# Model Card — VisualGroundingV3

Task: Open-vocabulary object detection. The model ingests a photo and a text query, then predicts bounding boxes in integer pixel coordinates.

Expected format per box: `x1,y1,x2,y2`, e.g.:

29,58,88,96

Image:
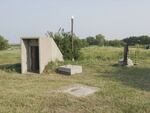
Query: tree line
83,35,150,47
85,34,125,47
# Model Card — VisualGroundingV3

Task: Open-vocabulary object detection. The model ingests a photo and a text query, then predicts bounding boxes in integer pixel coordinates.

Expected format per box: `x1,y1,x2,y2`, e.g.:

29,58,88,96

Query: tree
86,34,106,46
123,35,150,45
47,31,82,60
0,35,9,50
105,40,125,47
86,36,96,45
95,34,105,46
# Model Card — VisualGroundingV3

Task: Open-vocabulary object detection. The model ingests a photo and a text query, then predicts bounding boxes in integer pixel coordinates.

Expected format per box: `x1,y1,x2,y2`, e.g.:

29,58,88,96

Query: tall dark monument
123,43,129,65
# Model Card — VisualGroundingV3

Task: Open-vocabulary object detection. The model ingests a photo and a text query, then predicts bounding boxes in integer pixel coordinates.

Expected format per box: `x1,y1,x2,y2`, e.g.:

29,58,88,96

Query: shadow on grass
0,63,21,73
100,66,150,91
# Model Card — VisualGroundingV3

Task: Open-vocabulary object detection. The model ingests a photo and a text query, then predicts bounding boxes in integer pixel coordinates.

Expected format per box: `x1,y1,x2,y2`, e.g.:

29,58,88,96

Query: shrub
0,35,9,50
47,31,82,60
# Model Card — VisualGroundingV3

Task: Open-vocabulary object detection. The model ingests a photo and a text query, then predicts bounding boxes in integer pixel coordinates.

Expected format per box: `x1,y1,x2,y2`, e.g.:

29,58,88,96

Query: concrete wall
39,37,63,73
21,39,28,73
50,38,64,61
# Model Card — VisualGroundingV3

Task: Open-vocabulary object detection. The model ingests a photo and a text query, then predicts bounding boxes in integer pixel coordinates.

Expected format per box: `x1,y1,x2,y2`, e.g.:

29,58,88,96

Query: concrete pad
56,84,98,97
58,65,82,75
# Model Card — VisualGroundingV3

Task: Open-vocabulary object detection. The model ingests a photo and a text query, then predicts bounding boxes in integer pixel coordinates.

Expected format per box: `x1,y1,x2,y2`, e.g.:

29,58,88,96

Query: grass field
0,46,150,113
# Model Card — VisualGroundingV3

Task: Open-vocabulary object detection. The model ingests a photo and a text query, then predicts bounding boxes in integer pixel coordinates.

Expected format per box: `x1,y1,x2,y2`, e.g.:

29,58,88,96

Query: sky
0,0,150,43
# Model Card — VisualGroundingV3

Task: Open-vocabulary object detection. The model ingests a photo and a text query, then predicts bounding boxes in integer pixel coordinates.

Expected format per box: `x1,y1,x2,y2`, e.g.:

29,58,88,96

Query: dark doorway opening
30,46,39,73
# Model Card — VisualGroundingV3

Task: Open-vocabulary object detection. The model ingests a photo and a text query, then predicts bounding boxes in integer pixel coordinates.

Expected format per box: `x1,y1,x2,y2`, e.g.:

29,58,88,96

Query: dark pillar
123,43,128,65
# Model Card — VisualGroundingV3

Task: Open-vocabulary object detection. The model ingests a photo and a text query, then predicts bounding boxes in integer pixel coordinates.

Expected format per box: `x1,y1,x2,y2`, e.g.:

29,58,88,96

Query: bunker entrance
22,39,40,73
21,37,64,74
30,46,39,73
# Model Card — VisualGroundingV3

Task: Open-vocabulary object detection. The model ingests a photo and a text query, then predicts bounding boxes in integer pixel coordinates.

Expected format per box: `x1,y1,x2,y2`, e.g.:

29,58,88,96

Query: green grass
0,46,20,64
0,46,150,113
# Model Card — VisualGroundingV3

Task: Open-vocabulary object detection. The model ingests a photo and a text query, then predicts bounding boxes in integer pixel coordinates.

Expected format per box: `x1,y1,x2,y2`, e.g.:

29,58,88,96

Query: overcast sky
0,0,150,43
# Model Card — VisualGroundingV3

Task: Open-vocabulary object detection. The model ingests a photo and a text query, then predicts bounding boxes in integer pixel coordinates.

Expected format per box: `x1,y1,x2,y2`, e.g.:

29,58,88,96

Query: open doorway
22,39,40,73
30,46,39,73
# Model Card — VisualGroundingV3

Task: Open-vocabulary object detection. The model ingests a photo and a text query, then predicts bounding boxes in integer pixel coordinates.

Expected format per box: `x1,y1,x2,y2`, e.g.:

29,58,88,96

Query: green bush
0,35,9,50
47,32,82,60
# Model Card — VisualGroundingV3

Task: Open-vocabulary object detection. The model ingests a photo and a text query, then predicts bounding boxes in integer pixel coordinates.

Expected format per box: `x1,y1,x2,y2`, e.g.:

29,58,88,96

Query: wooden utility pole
71,16,74,61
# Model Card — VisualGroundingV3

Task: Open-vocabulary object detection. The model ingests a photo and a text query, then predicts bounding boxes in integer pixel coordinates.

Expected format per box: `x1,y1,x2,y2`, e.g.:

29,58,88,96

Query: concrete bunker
21,37,63,74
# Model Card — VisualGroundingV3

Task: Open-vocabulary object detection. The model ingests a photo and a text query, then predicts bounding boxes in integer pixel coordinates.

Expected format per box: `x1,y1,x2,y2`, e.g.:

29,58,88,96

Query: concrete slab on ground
58,65,82,75
56,84,98,97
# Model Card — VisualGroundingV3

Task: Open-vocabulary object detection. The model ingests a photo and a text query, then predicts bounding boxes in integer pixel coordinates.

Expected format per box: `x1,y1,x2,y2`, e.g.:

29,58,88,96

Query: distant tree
0,35,9,50
105,40,125,47
86,36,96,45
95,34,105,46
123,35,150,45
86,34,106,46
